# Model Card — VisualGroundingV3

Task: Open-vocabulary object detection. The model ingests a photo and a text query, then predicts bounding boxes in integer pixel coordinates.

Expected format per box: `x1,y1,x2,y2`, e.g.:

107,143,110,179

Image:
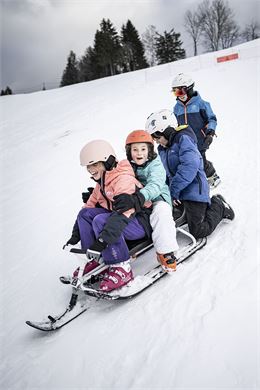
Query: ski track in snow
0,39,259,389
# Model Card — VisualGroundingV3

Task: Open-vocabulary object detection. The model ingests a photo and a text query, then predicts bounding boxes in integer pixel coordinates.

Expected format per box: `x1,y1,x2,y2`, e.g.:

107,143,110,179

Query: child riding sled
65,139,153,292
113,130,179,272
145,109,235,239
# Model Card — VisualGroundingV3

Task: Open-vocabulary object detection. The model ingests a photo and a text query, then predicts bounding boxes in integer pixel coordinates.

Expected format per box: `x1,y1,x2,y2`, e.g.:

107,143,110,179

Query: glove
66,235,80,246
86,237,107,261
82,187,94,203
63,220,80,249
203,130,215,149
113,192,145,214
172,198,182,207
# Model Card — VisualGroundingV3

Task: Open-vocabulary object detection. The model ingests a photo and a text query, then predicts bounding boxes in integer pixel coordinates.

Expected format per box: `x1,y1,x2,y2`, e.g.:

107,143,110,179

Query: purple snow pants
77,208,146,264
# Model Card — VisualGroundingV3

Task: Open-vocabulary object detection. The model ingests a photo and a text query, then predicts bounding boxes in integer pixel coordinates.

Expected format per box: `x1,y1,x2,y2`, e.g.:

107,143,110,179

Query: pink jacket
86,159,151,217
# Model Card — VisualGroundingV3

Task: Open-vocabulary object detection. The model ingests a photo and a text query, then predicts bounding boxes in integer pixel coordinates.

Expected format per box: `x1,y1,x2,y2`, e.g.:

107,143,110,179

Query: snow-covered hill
1,39,259,389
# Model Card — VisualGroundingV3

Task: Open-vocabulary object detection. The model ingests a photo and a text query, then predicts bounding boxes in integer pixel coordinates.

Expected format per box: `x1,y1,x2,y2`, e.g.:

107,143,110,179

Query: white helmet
171,73,194,89
80,139,117,166
145,109,178,135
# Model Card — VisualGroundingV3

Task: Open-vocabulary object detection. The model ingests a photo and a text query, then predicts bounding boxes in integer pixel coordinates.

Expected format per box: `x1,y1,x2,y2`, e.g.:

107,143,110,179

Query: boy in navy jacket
172,73,220,188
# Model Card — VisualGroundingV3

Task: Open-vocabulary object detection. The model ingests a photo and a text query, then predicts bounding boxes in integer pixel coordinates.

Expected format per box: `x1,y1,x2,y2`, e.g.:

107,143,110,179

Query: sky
0,39,259,389
1,0,260,93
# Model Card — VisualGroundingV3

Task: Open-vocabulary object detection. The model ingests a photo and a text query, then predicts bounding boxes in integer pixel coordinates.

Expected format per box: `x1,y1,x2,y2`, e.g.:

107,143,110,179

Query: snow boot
157,252,177,273
73,259,100,278
99,261,133,292
215,194,235,221
207,172,221,189
60,260,107,285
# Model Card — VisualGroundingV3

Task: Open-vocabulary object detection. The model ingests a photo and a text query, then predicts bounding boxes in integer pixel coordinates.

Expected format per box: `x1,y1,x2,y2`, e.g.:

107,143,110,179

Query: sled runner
26,212,206,331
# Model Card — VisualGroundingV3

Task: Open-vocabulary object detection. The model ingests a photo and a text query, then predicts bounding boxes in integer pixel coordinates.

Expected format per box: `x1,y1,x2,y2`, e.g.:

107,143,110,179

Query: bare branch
184,10,203,55
197,0,240,51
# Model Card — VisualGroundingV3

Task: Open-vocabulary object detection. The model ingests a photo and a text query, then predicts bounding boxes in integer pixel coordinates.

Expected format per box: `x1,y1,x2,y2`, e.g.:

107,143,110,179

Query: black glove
172,198,182,207
82,187,94,203
203,130,215,149
63,220,80,249
86,237,107,261
66,235,80,246
113,192,145,214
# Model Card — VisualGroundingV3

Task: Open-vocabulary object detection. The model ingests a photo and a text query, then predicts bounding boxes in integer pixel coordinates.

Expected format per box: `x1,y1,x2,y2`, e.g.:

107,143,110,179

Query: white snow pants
150,201,179,254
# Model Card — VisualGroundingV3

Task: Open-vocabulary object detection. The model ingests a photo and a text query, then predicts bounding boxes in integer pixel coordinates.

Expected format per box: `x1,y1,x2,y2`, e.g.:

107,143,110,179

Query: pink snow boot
99,262,133,292
73,260,99,278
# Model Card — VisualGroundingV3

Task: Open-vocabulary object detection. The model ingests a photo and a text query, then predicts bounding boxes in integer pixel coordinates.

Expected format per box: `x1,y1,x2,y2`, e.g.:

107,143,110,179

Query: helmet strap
104,155,117,171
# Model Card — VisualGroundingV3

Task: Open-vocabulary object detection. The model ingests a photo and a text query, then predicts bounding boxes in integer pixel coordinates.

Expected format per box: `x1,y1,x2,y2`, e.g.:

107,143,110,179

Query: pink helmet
80,139,117,166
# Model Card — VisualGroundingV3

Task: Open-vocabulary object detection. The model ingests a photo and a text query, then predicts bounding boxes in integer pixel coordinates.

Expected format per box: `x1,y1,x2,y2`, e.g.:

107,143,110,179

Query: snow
1,39,259,389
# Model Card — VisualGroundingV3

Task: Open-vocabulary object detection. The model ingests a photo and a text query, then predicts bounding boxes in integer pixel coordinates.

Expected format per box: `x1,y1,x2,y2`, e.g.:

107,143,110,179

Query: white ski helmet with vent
80,139,117,166
145,109,178,135
171,73,194,89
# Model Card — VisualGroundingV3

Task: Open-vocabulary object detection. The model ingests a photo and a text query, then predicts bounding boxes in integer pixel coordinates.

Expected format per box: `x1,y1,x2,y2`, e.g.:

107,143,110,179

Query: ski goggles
172,86,188,97
151,131,163,139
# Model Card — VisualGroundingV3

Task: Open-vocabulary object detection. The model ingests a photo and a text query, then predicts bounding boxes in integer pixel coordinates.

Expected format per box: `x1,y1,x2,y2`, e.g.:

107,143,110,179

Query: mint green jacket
132,155,172,207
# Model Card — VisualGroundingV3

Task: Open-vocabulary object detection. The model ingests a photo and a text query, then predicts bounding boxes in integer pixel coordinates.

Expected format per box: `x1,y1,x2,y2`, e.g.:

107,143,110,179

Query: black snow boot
215,194,235,221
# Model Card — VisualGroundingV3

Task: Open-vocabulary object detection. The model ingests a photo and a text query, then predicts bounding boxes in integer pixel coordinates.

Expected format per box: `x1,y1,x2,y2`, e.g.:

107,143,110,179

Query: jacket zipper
180,101,188,124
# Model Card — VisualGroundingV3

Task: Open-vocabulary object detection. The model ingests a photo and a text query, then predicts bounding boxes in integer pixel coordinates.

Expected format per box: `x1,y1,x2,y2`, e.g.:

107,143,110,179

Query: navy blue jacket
173,92,217,151
158,126,210,204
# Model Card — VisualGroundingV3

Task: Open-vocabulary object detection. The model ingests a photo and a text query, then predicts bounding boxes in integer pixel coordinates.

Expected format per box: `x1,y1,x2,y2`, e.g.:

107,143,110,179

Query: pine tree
5,86,12,95
78,47,97,82
1,86,12,95
156,29,186,64
93,19,122,78
60,51,79,87
121,20,148,71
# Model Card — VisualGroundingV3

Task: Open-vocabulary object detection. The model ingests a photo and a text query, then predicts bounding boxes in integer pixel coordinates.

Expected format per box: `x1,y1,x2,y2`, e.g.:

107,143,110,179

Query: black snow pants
200,150,216,178
182,197,224,239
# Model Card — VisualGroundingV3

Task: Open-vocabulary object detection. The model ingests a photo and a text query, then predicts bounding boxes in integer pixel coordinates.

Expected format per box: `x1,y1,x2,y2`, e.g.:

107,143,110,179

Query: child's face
153,135,168,148
86,161,105,180
131,143,149,165
179,94,188,102
172,86,188,102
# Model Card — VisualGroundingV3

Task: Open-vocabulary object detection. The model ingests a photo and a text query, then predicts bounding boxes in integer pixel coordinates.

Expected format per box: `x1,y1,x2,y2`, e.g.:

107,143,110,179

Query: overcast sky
1,0,259,93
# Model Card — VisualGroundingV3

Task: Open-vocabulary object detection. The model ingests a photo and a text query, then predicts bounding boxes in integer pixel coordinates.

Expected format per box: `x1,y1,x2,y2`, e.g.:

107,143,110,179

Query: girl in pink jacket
69,139,152,292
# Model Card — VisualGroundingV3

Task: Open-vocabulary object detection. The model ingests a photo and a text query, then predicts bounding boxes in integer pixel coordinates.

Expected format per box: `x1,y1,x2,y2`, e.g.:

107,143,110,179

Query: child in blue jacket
145,110,234,239
171,73,220,188
113,130,179,272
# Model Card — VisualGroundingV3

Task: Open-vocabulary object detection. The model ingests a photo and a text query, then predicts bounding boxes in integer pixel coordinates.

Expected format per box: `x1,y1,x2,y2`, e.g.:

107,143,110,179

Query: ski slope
0,39,259,389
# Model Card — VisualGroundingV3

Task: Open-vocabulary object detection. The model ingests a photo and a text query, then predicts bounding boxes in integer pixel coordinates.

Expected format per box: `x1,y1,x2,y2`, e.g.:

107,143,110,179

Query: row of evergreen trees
60,19,185,87
1,86,12,96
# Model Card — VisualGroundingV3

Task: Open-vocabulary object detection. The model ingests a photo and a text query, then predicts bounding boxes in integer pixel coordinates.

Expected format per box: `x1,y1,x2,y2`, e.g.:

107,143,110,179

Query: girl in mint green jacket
113,130,179,272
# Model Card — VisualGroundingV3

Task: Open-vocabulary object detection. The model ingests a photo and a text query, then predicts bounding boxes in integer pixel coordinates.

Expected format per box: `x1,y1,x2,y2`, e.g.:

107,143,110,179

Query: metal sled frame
26,210,206,331
65,209,197,287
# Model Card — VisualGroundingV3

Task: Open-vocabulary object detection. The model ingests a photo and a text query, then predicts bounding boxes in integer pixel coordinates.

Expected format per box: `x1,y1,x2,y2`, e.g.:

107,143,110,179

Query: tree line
60,19,185,87
1,0,258,94
60,0,259,88
1,86,12,96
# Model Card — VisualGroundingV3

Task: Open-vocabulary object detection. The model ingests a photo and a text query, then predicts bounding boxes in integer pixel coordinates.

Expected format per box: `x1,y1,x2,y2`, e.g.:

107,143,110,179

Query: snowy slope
0,39,259,389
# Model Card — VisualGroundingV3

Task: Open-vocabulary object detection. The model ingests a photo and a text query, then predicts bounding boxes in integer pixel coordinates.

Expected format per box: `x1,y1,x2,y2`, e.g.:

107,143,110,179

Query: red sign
217,53,239,63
